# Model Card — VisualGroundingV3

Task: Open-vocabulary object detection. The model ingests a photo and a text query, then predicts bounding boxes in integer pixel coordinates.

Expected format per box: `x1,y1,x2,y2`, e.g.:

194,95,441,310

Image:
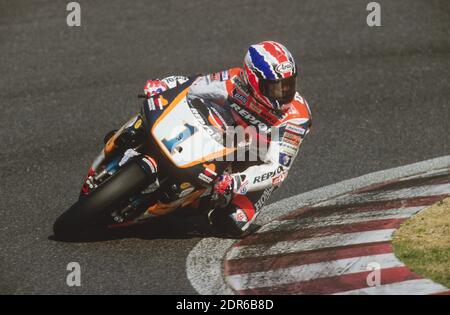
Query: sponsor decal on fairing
147,98,156,111
189,107,223,143
198,172,214,184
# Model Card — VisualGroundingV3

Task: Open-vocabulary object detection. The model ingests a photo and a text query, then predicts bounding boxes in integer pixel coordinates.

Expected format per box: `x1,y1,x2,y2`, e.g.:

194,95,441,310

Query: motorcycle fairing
151,87,236,169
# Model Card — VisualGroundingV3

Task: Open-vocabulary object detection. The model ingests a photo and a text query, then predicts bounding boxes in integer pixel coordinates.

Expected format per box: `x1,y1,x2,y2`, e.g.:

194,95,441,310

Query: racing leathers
144,68,312,236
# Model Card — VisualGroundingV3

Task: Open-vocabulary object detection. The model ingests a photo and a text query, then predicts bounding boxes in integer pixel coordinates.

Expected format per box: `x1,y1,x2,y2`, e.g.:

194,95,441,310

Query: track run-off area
187,156,450,295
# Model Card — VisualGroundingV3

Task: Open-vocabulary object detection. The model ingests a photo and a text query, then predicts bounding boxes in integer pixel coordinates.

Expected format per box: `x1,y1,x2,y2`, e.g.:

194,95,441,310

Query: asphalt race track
0,0,449,294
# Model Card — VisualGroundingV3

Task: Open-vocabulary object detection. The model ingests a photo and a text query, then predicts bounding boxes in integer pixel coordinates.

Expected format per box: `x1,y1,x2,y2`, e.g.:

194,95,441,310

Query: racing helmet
242,41,297,110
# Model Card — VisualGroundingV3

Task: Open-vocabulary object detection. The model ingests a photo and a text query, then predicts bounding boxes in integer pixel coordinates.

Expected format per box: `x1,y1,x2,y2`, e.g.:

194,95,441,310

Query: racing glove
212,173,235,207
144,80,169,97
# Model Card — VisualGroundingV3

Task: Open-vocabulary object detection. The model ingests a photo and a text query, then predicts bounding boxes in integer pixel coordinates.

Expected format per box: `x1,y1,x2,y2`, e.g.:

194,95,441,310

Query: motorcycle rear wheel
53,162,149,240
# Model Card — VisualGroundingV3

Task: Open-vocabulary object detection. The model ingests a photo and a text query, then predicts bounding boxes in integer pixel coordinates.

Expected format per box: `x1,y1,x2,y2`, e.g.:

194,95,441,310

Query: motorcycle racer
144,41,312,236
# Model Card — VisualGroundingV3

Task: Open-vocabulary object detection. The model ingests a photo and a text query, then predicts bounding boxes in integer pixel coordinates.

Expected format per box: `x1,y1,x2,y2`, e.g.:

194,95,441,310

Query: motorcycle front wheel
53,162,149,240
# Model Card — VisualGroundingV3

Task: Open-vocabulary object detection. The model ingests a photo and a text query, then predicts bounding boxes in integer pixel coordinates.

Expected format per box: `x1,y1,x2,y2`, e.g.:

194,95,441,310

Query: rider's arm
187,73,230,105
232,117,312,194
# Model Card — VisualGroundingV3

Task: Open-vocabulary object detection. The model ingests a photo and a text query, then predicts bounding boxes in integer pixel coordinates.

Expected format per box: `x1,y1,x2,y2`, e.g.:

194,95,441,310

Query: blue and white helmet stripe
248,46,277,80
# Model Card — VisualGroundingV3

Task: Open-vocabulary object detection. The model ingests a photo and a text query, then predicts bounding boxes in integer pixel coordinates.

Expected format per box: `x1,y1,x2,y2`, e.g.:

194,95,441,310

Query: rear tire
53,162,149,240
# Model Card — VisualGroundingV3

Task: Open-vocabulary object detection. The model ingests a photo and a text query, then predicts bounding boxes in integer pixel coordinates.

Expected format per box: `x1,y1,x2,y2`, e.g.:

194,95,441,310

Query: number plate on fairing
151,89,234,168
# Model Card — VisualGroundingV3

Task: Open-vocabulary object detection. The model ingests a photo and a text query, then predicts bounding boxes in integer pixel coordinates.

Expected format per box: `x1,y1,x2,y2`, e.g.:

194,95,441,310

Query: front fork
80,115,153,196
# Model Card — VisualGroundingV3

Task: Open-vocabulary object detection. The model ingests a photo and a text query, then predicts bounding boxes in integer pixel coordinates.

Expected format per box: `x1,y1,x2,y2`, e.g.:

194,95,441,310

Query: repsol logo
253,166,284,183
190,107,206,124
230,103,271,133
190,108,222,142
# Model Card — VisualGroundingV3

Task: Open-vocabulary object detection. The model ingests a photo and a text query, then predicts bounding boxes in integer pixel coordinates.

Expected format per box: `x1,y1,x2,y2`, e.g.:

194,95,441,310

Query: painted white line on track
256,206,424,234
334,279,449,295
226,229,396,260
186,238,236,295
186,156,450,294
226,253,402,291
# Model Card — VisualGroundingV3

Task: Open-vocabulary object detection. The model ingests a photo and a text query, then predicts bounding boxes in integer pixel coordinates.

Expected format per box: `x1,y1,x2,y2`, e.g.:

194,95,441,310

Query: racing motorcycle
53,77,239,239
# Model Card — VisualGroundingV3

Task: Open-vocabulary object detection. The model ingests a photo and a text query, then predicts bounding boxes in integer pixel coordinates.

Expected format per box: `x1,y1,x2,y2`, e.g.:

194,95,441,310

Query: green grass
392,198,450,288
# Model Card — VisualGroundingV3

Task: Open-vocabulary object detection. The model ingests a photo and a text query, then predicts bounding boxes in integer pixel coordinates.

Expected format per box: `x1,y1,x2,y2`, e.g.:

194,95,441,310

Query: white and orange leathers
144,68,312,233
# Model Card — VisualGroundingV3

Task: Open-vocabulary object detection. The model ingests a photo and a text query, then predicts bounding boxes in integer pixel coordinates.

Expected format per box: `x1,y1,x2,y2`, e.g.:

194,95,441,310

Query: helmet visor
260,76,296,104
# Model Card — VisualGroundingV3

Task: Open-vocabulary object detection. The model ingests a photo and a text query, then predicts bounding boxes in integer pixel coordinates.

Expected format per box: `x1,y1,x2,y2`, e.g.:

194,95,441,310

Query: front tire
53,162,149,240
